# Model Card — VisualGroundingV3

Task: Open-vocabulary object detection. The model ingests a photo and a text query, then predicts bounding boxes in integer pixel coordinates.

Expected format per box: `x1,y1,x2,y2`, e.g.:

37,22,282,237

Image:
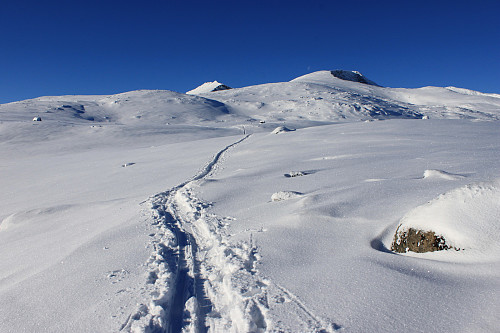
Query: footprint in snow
107,269,130,284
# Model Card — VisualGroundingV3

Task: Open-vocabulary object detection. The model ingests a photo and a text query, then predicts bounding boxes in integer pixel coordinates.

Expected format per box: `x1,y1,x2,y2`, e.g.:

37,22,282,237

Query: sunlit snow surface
1,72,499,332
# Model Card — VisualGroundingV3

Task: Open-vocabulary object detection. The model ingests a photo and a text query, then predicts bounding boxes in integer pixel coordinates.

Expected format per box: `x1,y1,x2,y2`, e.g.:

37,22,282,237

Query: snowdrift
390,180,500,262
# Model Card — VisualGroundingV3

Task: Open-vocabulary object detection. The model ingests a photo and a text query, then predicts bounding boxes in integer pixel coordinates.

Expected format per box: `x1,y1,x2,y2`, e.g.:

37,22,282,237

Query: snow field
196,119,500,332
0,130,242,332
1,70,500,332
122,135,272,332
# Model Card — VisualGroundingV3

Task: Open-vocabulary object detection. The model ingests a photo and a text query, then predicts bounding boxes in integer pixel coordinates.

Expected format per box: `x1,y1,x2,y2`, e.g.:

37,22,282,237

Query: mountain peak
291,70,380,87
330,70,379,86
186,81,232,95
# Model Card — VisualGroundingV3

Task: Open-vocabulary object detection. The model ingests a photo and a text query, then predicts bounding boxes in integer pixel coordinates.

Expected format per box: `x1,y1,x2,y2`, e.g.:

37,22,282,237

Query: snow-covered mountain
197,70,500,123
186,81,232,95
330,69,380,86
1,71,499,333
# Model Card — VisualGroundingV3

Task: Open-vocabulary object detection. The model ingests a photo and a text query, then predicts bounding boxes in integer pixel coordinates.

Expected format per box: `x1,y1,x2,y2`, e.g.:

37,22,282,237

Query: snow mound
284,171,306,178
423,169,465,180
271,126,295,134
330,70,379,86
390,180,500,261
186,81,232,95
271,191,302,202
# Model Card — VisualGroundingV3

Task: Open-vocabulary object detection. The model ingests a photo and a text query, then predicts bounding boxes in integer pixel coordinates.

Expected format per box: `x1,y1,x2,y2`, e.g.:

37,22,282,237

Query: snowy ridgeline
1,70,500,132
1,71,500,332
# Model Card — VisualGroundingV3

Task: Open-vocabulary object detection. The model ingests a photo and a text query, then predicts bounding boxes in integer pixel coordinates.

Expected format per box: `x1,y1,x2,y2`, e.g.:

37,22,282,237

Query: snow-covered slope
197,70,500,123
186,81,232,95
1,71,500,332
0,89,238,125
0,89,250,150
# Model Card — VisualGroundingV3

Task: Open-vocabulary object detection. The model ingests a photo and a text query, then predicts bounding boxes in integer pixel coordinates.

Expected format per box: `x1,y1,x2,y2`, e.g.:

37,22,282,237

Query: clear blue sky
1,0,499,103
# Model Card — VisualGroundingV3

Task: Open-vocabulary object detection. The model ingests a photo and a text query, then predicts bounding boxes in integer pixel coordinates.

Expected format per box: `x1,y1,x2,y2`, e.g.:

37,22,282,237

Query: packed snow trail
120,133,339,333
122,134,266,332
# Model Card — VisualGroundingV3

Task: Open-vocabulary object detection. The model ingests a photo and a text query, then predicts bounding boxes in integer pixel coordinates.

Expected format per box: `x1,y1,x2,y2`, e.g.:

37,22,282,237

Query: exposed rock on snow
390,180,500,259
391,227,456,253
284,171,306,178
186,81,232,95
271,191,302,202
330,70,380,86
32,116,41,121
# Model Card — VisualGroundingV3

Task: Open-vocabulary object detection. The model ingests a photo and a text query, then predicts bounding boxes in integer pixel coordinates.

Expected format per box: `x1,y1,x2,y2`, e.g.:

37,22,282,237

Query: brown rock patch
391,225,458,253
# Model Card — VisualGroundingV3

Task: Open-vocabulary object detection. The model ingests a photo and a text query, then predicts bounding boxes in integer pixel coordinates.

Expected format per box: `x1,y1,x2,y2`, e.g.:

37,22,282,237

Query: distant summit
291,70,380,87
330,70,379,86
186,81,232,95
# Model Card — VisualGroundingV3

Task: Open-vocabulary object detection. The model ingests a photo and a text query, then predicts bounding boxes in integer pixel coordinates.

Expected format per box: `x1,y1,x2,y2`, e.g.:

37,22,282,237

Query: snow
389,180,500,262
186,81,232,95
422,169,465,180
271,126,295,134
271,191,303,201
1,71,500,332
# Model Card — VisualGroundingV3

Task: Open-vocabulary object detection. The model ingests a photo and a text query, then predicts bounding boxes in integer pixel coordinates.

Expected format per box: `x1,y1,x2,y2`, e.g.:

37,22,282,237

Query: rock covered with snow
186,81,232,95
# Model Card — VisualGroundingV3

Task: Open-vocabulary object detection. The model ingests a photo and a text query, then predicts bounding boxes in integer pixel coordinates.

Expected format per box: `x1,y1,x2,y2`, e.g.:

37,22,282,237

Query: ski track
122,134,338,333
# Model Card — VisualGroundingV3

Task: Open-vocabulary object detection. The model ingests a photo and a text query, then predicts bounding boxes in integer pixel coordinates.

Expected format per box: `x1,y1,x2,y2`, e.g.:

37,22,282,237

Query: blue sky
1,0,499,103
